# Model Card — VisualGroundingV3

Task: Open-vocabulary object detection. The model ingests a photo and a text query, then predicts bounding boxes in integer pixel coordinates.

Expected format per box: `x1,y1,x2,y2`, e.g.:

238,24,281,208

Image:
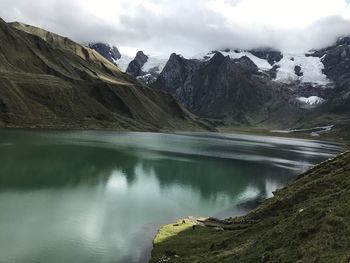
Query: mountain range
87,38,350,139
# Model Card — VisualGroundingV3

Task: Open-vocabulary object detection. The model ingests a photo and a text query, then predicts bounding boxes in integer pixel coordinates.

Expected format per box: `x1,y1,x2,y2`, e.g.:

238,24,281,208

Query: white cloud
1,0,350,57
207,0,349,27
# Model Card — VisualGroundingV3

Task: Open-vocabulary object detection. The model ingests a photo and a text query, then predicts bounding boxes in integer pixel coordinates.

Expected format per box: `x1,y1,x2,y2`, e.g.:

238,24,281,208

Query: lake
0,130,342,263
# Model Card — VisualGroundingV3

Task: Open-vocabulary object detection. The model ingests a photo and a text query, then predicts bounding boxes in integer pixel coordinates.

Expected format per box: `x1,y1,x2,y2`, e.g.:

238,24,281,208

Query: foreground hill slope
0,19,208,131
151,151,350,263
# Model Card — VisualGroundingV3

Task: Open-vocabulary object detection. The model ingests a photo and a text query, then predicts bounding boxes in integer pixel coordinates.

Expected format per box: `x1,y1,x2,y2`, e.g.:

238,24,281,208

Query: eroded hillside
0,19,209,131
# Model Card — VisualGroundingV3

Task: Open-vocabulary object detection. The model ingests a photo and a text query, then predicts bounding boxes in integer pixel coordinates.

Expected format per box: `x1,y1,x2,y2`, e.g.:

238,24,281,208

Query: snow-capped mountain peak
125,51,168,85
193,49,331,86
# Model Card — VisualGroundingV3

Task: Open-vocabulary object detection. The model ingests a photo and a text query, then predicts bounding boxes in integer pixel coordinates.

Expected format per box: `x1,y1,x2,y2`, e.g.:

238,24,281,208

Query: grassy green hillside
151,151,350,263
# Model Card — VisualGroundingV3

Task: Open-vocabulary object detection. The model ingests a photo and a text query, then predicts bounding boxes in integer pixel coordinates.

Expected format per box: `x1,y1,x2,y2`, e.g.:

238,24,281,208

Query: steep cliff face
0,19,209,131
187,52,268,121
125,51,167,85
152,52,300,126
126,51,148,77
310,37,350,85
304,37,350,133
152,53,200,109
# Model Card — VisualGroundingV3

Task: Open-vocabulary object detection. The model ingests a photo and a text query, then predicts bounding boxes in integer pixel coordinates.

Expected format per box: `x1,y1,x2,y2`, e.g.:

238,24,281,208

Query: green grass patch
151,152,350,263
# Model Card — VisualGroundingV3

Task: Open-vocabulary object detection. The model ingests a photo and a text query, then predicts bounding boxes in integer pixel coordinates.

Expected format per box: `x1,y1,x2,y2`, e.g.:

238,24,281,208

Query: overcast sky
1,0,350,57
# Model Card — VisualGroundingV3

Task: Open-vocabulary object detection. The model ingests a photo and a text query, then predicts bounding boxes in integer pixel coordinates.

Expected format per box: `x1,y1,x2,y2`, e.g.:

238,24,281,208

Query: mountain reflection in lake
0,130,342,263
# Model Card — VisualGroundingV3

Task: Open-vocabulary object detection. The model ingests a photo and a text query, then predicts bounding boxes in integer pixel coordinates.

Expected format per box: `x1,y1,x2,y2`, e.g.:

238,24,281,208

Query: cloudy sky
1,0,350,57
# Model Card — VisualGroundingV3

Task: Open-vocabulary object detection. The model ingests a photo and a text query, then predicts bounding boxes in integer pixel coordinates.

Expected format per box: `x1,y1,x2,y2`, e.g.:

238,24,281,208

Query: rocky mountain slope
126,51,167,85
90,46,166,85
147,42,350,135
308,37,350,113
151,151,350,263
126,51,149,77
297,37,350,138
0,19,210,131
151,51,303,127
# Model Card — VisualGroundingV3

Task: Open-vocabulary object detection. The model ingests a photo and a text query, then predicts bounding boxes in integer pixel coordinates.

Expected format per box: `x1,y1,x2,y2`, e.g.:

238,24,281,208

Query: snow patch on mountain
220,50,273,70
275,53,330,85
142,56,168,73
297,96,325,105
117,54,134,71
192,50,272,70
193,50,331,86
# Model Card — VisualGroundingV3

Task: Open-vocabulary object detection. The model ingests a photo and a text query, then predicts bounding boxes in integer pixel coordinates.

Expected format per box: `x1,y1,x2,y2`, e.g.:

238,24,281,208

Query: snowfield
192,50,272,70
142,56,168,73
118,53,167,74
116,54,133,72
193,50,331,86
297,96,325,105
275,53,330,85
220,50,272,71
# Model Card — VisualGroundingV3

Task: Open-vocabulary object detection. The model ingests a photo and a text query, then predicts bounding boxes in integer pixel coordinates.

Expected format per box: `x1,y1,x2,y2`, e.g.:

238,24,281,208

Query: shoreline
0,125,345,142
150,151,350,262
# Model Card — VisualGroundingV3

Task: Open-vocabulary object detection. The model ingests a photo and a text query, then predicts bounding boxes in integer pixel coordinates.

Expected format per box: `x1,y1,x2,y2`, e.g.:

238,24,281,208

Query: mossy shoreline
150,151,350,263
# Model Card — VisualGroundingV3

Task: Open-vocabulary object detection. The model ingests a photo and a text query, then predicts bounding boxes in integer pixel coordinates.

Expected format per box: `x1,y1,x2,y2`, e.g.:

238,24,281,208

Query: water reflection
0,130,342,263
